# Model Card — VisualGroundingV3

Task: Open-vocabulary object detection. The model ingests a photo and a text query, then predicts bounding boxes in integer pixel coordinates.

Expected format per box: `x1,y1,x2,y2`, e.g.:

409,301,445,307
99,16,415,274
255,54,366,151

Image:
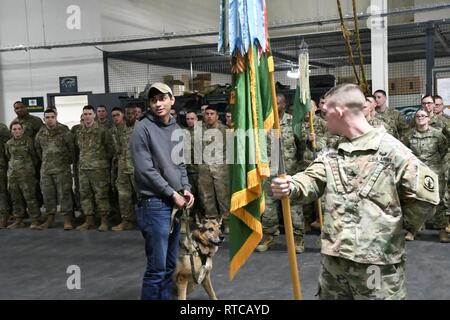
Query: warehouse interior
1,0,450,301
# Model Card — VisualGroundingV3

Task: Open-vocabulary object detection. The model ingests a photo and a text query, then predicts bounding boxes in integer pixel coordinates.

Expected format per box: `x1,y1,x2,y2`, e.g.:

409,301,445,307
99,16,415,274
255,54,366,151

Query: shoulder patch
416,163,440,205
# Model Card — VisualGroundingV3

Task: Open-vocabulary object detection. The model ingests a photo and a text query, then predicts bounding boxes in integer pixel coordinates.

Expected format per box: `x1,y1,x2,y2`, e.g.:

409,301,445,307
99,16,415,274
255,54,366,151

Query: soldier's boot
0,215,9,229
294,235,305,254
37,215,55,230
256,234,277,252
111,220,134,231
310,219,321,230
63,215,74,231
439,229,450,243
7,218,26,229
29,219,41,230
97,216,109,232
405,232,415,241
76,215,97,231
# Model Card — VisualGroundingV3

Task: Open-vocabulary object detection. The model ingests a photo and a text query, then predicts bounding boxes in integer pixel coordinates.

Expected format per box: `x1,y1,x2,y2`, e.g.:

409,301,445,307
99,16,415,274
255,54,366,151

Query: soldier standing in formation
198,105,230,233
374,89,409,140
75,105,114,231
11,101,43,139
272,84,439,299
0,122,11,228
5,122,42,229
256,93,305,253
404,108,449,242
112,105,137,231
96,105,113,129
34,109,75,230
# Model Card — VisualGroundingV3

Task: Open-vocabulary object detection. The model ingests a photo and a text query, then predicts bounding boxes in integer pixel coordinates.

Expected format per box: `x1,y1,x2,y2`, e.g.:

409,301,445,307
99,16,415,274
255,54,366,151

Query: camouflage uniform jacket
374,107,409,140
201,122,228,169
289,127,439,265
429,114,450,142
113,123,135,175
0,123,11,169
75,122,114,170
404,127,448,175
5,135,38,179
35,124,75,175
11,114,43,139
185,125,201,174
98,119,113,130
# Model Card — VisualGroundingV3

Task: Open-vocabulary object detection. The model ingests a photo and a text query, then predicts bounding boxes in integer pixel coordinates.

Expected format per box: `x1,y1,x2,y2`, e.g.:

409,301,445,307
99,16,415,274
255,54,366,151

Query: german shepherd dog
173,218,224,300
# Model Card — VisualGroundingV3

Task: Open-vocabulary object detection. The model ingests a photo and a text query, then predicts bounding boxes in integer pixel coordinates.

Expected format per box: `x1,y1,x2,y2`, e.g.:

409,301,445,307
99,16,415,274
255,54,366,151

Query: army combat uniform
257,113,305,253
111,122,136,230
35,123,75,229
289,127,439,299
0,123,11,228
71,124,82,212
198,122,230,230
75,122,114,231
375,107,409,141
184,124,203,221
5,135,42,229
10,114,43,139
405,127,449,241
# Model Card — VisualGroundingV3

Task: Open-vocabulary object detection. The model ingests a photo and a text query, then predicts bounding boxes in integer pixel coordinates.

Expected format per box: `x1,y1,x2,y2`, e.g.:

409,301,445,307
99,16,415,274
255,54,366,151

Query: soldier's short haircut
365,94,376,100
13,101,24,107
325,83,365,110
186,110,197,116
44,108,57,115
111,107,123,113
96,104,107,110
433,94,443,101
125,103,137,110
374,89,387,97
83,105,95,112
9,120,23,130
205,105,218,113
421,94,435,103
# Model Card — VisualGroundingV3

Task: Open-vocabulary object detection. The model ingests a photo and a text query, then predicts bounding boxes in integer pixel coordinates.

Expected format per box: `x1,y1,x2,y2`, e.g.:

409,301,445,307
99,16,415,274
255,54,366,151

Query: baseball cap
148,82,173,99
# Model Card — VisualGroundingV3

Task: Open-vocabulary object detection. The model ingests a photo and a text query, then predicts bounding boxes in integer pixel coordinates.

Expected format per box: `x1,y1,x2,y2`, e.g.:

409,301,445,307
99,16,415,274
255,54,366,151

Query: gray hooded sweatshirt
131,112,190,200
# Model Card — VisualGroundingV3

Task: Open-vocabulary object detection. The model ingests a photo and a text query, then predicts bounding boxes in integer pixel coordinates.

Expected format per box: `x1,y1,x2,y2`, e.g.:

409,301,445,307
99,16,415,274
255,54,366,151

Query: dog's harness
179,207,209,285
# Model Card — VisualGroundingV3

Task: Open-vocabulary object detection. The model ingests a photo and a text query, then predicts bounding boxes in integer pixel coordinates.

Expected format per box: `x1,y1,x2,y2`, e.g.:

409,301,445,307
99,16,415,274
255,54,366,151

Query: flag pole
269,57,302,301
308,111,324,229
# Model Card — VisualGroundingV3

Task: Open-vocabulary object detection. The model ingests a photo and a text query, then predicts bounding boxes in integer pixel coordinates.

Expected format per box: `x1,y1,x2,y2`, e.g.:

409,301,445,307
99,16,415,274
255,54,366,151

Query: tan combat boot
405,232,415,241
7,218,26,229
63,215,74,230
38,215,55,230
76,215,97,231
256,234,277,252
111,221,134,231
0,215,9,229
294,235,305,254
97,216,109,232
29,219,41,230
439,229,450,243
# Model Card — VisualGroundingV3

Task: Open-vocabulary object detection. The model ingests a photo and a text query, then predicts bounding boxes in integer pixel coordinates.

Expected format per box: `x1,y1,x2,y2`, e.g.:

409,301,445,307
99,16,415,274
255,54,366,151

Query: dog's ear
217,217,223,226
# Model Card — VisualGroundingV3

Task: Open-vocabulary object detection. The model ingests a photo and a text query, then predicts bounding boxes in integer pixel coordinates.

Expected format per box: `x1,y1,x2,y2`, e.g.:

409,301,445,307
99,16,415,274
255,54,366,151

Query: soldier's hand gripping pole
309,111,324,229
271,70,302,300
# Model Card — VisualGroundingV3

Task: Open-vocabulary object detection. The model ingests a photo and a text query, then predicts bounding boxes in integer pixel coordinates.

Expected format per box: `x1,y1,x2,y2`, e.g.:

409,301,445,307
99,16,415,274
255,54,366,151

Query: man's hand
271,176,292,199
183,190,195,209
172,191,187,209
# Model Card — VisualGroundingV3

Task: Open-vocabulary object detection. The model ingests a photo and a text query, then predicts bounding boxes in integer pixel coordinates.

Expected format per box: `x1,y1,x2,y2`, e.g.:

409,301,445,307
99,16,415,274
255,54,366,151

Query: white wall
0,0,104,124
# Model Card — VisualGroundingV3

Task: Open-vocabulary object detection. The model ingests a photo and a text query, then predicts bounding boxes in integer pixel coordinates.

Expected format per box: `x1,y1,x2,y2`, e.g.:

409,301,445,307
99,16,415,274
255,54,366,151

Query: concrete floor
0,218,449,300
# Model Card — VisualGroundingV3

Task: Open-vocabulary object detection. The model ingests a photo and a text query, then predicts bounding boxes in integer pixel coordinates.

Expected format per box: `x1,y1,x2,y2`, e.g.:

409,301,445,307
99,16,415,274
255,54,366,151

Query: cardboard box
193,79,211,91
172,84,185,96
196,73,211,81
389,77,421,95
181,74,192,89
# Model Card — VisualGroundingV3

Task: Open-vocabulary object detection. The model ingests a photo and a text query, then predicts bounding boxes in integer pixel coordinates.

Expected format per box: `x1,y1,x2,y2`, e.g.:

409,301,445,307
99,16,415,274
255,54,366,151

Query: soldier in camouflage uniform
5,122,42,229
374,89,409,141
35,109,75,230
272,84,439,299
75,105,114,231
404,109,449,242
256,94,305,253
0,122,11,228
364,95,386,129
422,95,450,140
11,101,43,139
71,116,83,213
96,105,113,129
183,110,203,228
197,105,230,233
109,107,124,225
111,105,137,231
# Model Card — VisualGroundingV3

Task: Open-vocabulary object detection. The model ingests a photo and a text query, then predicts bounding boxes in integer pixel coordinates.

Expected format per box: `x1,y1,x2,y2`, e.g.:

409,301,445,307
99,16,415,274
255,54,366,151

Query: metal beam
426,22,435,94
435,26,450,55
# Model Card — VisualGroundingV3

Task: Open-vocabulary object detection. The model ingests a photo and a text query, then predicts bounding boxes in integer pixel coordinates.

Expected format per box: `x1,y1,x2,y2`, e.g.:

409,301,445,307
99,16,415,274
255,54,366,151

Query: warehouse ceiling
105,20,450,74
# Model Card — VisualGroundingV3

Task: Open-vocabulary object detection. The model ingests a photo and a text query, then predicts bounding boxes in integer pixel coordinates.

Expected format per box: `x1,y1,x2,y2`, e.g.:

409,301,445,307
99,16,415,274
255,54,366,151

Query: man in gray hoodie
131,82,194,300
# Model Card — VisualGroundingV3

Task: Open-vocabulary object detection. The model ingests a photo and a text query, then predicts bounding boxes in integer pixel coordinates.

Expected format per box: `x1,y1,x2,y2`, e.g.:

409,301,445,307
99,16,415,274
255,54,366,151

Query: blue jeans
136,197,180,300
